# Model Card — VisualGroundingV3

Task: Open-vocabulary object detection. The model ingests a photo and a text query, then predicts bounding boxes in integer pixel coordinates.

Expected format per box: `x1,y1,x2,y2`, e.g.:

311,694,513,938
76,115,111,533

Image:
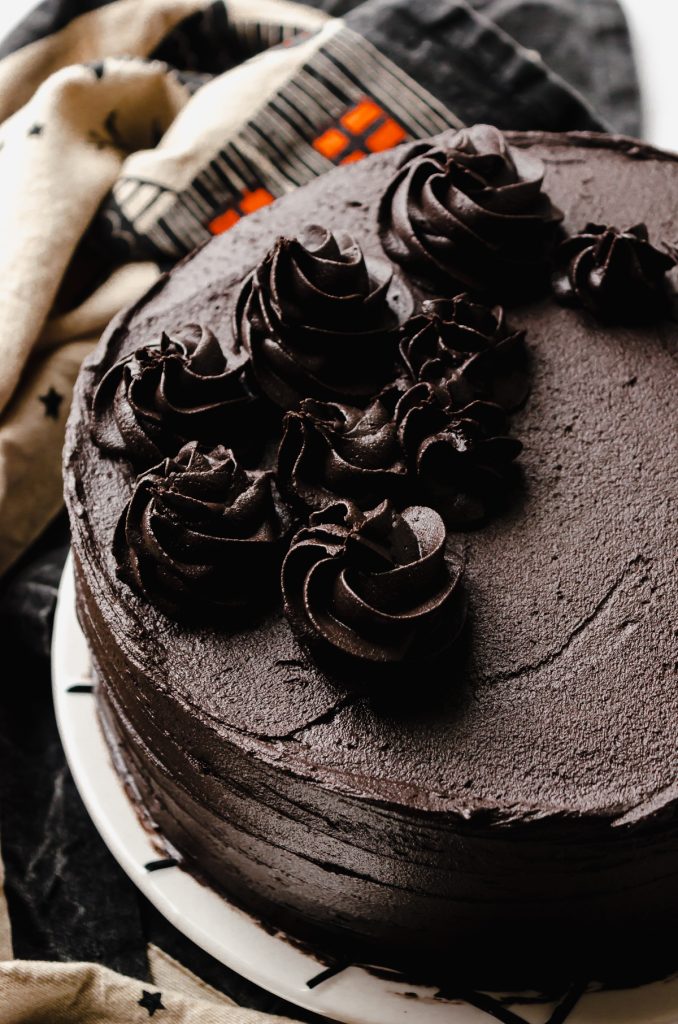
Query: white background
0,0,676,150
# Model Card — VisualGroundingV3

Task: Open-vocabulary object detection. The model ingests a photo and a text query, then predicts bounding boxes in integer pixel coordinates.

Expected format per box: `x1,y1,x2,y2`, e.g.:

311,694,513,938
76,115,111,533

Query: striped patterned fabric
112,24,462,261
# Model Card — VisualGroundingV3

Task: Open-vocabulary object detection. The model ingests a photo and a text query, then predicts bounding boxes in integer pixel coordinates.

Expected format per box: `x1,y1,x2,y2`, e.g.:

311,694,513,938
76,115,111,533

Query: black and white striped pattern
110,23,462,261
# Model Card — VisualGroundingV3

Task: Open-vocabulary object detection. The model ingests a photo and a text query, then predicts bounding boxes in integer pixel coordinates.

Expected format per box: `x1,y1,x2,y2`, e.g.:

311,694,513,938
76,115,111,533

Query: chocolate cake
64,127,678,989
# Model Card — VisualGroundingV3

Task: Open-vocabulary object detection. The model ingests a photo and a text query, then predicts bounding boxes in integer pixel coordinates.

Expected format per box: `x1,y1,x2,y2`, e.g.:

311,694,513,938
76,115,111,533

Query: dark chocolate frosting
399,295,529,410
378,124,563,298
91,323,260,468
65,130,678,991
281,499,465,668
396,383,522,527
235,225,404,410
552,222,676,322
277,392,406,513
114,442,289,621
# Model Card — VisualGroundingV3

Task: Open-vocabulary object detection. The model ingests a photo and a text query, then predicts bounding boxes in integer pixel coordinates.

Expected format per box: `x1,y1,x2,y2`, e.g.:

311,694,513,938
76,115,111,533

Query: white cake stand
52,554,678,1024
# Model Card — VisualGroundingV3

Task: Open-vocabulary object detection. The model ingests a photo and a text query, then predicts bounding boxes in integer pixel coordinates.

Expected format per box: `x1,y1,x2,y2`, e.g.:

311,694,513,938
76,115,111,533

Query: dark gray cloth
470,0,641,135
306,0,640,134
345,0,606,131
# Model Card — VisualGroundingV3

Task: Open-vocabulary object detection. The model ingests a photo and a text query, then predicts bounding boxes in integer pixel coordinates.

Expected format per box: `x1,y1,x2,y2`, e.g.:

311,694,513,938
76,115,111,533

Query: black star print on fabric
87,60,105,79
88,110,126,151
39,387,63,419
138,990,165,1016
28,123,43,136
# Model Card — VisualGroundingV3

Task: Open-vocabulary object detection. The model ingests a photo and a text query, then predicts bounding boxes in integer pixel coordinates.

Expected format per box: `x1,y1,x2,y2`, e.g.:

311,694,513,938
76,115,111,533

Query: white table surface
0,0,676,151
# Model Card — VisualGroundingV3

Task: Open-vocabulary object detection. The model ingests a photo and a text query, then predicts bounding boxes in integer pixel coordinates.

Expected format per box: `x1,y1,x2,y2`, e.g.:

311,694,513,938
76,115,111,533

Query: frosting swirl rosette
277,391,407,513
114,442,290,621
399,296,529,411
396,383,522,527
92,324,260,468
552,222,676,323
281,500,465,669
378,124,562,298
235,225,405,410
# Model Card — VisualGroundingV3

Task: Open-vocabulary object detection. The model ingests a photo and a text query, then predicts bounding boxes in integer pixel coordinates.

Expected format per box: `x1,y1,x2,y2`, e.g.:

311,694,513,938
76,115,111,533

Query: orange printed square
240,188,274,214
209,208,240,234
366,118,407,152
340,151,365,165
341,99,382,134
313,127,349,159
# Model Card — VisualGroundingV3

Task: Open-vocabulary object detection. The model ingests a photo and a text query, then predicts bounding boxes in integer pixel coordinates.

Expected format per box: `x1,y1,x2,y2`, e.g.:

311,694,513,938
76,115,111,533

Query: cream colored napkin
0,958,300,1023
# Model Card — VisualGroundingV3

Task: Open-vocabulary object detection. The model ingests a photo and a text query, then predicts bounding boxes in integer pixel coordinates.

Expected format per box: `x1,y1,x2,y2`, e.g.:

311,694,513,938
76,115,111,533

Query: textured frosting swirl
114,442,289,621
281,499,465,669
552,222,676,323
396,383,522,527
378,124,562,298
277,392,406,513
399,295,529,411
235,225,402,410
92,324,260,468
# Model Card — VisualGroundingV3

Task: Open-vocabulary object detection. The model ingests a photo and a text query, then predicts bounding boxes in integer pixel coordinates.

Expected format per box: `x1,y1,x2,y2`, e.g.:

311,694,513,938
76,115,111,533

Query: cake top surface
66,130,678,825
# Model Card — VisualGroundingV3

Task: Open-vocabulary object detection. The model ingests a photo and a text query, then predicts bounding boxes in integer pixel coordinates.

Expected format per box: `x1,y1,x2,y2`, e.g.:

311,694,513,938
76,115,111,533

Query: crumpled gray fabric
470,0,641,135
304,0,640,134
